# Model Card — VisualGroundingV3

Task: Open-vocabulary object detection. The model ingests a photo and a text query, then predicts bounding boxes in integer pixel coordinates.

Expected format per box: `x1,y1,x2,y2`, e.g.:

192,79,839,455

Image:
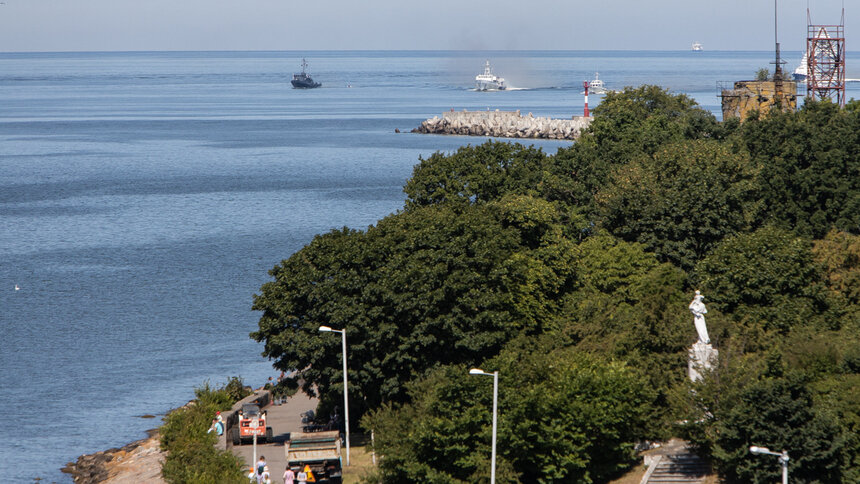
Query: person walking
283,465,296,484
207,411,224,435
255,456,266,484
296,466,308,484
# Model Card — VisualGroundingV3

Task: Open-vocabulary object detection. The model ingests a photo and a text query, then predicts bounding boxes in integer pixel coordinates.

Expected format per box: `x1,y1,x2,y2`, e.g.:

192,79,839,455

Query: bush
160,379,249,484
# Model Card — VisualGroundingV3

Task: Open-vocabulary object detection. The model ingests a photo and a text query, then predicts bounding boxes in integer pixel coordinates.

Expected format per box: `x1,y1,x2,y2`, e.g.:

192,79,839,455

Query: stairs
641,440,710,484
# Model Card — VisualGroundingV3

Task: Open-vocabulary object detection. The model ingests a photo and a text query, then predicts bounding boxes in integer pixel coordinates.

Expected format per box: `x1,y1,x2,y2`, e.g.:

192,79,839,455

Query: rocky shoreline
412,109,592,140
62,429,166,484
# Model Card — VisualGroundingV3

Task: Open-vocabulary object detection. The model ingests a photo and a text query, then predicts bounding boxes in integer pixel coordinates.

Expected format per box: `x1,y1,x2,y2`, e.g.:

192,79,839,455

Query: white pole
490,371,498,484
371,429,376,466
341,329,351,467
252,418,258,479
781,450,789,484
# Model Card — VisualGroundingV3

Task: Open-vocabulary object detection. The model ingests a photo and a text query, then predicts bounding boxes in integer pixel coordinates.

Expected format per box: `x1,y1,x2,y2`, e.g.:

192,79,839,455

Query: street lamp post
319,325,350,466
251,416,259,476
750,445,789,484
469,368,498,484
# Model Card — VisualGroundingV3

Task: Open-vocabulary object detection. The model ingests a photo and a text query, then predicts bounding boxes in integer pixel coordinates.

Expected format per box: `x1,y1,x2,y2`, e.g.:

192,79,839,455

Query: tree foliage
707,376,844,484
547,85,727,214
160,379,249,484
365,350,653,484
404,141,549,209
696,226,831,337
739,100,860,238
252,190,577,419
251,86,860,482
596,140,758,270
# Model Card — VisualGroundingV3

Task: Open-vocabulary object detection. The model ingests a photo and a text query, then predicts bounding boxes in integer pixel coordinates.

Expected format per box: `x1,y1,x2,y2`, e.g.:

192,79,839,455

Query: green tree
364,349,654,484
711,376,845,484
252,196,576,421
404,141,549,209
547,86,727,214
559,234,690,427
696,226,831,338
589,86,720,162
596,140,758,270
739,100,860,238
813,230,860,309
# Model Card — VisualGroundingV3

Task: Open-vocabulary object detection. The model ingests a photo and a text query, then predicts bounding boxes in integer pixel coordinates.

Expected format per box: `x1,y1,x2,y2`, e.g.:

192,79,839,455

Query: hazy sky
0,0,852,52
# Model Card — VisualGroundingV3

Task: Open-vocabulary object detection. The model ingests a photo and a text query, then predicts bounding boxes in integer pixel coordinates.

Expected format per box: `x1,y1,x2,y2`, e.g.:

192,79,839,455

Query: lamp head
469,368,485,375
319,325,333,332
750,445,770,454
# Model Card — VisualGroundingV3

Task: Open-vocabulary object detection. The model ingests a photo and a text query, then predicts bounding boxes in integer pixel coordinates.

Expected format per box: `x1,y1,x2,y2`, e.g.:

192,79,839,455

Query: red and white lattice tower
806,9,846,107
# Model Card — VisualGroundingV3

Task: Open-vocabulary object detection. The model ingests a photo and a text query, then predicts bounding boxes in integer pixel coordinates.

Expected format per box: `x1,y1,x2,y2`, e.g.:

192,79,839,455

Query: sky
0,0,852,52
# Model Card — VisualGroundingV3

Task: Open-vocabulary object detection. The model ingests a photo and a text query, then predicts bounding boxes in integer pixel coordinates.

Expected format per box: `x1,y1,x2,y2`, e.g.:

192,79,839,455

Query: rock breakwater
412,109,592,140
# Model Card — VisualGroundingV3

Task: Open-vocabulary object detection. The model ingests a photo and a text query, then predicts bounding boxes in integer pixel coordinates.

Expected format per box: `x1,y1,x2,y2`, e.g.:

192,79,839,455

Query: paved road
229,392,318,482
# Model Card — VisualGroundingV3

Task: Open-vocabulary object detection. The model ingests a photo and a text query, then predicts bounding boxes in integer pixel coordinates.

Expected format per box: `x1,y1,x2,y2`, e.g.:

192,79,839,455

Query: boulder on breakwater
412,109,592,140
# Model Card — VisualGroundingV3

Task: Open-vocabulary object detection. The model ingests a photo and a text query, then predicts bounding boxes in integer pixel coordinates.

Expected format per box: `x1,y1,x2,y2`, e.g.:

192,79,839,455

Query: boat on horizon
475,60,506,91
692,41,703,51
291,58,321,89
793,52,808,81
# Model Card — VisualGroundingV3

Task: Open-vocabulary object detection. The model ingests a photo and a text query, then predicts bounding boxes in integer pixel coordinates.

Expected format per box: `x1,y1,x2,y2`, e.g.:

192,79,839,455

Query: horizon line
0,48,810,55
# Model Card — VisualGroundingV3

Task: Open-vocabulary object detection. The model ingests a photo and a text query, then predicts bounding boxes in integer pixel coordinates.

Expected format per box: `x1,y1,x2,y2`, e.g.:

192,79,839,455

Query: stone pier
412,109,592,141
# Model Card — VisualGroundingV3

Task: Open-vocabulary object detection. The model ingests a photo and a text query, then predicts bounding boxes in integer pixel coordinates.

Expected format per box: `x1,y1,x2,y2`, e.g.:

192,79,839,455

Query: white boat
475,60,506,91
586,72,608,94
692,42,703,51
793,52,808,81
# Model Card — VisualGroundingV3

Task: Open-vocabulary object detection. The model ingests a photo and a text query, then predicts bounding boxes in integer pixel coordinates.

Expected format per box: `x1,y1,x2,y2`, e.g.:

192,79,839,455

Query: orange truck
231,403,273,445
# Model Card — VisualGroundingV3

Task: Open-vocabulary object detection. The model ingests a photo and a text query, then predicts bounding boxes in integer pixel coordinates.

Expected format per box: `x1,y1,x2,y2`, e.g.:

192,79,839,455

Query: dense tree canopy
252,87,860,482
252,196,577,416
365,349,654,484
712,376,844,484
596,140,758,270
740,100,860,238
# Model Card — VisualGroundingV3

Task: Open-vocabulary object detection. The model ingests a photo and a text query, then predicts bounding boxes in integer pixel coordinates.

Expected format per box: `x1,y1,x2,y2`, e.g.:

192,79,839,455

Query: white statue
689,290,710,344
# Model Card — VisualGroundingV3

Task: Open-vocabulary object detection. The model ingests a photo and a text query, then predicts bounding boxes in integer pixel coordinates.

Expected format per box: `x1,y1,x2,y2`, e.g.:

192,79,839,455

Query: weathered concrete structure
413,109,592,140
720,79,798,121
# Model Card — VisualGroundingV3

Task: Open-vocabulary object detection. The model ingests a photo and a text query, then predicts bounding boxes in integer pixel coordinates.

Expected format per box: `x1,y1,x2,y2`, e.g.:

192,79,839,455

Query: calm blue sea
1,50,859,483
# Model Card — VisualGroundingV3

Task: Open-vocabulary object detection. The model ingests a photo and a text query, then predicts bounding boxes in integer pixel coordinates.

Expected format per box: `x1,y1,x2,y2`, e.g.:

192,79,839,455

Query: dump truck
284,431,343,483
231,403,273,445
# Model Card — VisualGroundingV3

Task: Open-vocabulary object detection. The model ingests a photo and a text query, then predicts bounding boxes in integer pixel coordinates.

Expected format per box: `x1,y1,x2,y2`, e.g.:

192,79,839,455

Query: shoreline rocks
62,429,166,484
412,109,592,140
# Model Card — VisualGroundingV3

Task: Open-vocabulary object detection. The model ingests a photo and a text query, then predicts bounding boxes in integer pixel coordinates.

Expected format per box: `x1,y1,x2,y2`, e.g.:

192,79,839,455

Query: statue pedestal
688,342,718,382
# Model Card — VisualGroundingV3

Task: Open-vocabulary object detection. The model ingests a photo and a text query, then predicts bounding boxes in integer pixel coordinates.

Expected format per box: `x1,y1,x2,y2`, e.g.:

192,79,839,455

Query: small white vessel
793,52,808,81
692,41,703,51
475,60,506,91
15,284,20,291
586,72,608,94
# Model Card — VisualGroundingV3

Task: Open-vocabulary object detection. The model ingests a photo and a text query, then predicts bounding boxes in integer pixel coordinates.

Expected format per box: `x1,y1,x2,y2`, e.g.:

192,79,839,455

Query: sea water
1,50,858,482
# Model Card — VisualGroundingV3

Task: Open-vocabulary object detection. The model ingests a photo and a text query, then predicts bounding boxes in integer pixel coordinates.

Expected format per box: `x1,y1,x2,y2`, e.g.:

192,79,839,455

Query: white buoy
15,284,20,291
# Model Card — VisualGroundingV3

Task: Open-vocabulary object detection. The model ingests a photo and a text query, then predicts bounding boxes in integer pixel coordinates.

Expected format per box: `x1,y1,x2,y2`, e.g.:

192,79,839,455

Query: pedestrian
208,411,224,435
261,465,271,484
255,455,266,484
296,466,308,484
283,465,296,484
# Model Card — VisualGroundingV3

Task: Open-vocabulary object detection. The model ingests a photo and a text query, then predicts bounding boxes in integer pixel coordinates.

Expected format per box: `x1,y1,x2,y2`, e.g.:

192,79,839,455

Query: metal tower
806,9,846,107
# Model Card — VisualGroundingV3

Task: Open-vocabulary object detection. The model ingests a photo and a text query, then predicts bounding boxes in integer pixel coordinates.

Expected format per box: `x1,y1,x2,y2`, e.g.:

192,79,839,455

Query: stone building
720,78,798,121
